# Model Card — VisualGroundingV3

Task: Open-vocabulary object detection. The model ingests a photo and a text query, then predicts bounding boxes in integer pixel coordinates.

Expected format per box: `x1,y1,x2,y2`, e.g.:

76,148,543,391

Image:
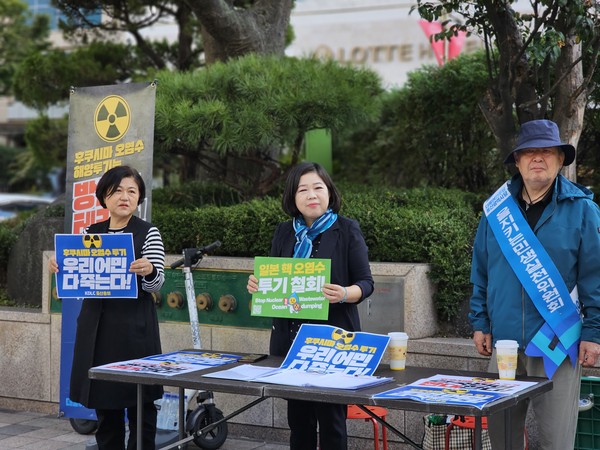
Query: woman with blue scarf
247,162,374,450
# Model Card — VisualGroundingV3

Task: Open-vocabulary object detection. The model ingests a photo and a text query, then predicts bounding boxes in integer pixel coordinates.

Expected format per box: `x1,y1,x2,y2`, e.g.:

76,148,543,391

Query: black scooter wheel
69,418,98,434
191,408,228,449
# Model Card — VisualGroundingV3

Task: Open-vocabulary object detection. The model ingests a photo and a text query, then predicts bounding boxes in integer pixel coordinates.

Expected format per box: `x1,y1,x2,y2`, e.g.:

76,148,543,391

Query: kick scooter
169,241,229,449
75,241,228,449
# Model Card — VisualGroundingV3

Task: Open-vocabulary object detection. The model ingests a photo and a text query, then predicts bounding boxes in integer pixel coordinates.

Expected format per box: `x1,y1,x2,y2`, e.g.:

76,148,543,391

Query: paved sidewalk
0,408,288,449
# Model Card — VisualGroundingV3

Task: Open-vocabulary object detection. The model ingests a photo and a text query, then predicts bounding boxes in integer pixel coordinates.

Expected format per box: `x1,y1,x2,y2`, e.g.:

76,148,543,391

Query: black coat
69,216,163,409
268,215,374,356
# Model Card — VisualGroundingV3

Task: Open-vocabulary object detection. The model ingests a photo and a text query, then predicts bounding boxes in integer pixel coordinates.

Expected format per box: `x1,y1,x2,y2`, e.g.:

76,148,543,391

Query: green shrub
0,220,21,285
0,186,478,322
153,187,479,321
334,52,505,194
341,188,479,320
152,181,243,208
0,288,16,306
43,203,65,217
154,197,285,257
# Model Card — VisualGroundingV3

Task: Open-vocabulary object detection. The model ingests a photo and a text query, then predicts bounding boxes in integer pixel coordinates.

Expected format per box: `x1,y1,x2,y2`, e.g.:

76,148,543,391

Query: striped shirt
84,225,166,293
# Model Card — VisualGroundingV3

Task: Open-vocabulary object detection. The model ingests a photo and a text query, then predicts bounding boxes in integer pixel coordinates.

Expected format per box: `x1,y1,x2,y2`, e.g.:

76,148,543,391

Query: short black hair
281,162,341,217
95,165,146,208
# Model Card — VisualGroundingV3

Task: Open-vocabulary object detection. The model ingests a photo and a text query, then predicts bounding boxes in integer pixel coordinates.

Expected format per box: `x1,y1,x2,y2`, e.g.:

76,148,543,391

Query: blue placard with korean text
55,233,137,298
281,324,390,376
373,375,537,409
142,351,242,366
374,384,504,409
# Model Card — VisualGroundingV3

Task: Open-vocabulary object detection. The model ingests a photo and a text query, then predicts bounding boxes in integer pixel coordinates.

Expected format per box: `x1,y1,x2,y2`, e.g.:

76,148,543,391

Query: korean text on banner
55,233,137,299
251,256,331,320
65,82,156,233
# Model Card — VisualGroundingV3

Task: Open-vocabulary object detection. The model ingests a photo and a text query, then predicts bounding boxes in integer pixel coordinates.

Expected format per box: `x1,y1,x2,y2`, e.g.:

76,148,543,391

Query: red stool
444,416,528,450
445,416,488,450
347,405,389,450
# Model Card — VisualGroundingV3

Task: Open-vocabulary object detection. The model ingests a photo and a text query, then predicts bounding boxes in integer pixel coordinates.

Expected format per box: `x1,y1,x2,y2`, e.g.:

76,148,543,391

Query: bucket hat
504,119,576,166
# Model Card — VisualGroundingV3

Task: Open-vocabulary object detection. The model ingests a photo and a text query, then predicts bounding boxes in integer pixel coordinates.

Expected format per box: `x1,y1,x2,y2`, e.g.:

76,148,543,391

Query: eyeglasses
517,148,558,157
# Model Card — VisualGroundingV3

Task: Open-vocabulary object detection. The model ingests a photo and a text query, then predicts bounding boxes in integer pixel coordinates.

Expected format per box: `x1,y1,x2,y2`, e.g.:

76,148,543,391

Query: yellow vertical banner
64,81,157,233
60,81,156,421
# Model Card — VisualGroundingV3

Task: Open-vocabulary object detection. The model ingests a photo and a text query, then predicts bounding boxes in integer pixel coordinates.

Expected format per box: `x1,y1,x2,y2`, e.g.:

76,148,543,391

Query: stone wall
0,254,598,449
0,253,437,447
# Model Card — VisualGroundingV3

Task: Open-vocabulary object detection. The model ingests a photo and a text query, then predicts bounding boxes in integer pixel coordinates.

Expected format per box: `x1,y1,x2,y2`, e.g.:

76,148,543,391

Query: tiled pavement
0,408,289,449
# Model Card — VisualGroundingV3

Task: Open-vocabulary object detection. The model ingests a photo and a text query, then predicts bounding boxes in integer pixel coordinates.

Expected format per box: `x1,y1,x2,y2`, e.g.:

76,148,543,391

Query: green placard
251,256,331,320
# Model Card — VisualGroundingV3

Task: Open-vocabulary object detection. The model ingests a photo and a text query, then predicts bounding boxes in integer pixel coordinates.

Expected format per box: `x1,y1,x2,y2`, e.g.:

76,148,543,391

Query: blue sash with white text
484,182,581,379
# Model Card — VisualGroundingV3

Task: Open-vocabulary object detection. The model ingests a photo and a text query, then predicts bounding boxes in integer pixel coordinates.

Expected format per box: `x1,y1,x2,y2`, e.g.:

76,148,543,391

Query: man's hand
473,331,493,356
579,341,600,367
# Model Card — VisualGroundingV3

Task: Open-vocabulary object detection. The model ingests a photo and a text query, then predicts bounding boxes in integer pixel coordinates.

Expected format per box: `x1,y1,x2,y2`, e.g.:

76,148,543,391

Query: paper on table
255,368,392,389
202,364,281,381
373,374,539,409
204,365,392,390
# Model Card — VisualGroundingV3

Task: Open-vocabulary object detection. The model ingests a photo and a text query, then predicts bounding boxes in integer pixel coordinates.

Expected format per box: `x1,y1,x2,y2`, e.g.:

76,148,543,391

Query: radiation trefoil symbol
332,328,355,345
94,95,131,142
83,234,102,249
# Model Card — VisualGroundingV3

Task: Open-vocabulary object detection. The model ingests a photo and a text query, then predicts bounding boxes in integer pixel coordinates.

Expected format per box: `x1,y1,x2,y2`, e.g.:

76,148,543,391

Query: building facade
1,1,485,145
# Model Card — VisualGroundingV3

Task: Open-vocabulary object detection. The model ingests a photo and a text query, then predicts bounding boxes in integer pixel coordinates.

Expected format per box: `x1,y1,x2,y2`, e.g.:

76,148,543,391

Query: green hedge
152,187,480,321
0,186,480,321
154,197,285,257
0,220,22,285
151,181,243,208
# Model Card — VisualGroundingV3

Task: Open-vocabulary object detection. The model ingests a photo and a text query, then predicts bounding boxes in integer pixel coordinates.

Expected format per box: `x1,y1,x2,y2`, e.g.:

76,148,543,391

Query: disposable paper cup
495,340,519,380
388,332,409,370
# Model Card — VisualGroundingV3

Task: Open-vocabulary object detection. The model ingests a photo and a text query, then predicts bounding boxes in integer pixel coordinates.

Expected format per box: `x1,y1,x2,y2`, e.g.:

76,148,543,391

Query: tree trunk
552,35,586,182
175,2,196,71
478,1,539,160
188,0,293,64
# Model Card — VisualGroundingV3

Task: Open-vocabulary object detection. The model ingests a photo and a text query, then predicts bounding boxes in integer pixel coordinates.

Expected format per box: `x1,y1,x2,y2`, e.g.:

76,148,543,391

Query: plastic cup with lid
495,340,519,380
388,332,409,370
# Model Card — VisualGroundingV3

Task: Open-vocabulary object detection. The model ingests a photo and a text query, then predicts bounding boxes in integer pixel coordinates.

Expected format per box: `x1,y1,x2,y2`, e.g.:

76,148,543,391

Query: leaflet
202,364,281,381
203,324,392,390
203,366,392,390
373,374,537,409
92,351,242,377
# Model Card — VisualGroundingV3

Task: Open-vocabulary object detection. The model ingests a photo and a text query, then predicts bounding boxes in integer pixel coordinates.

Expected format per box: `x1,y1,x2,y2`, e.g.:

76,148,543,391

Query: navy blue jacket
268,215,374,356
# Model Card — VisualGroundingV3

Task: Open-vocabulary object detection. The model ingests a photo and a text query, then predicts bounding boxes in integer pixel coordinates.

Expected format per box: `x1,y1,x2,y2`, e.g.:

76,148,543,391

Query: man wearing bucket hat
469,119,600,449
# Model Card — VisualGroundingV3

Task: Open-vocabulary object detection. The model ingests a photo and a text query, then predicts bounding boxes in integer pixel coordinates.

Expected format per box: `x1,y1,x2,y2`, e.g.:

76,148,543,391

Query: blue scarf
293,209,338,258
484,181,581,379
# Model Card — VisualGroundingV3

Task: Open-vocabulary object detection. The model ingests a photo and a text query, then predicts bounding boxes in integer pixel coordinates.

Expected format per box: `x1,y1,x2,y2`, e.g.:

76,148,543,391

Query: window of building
25,0,101,30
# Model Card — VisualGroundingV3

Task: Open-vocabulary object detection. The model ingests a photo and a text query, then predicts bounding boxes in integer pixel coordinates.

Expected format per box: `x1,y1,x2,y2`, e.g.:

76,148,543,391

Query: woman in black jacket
247,162,374,450
50,166,165,450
